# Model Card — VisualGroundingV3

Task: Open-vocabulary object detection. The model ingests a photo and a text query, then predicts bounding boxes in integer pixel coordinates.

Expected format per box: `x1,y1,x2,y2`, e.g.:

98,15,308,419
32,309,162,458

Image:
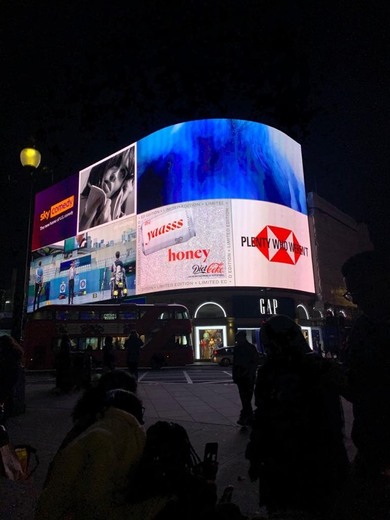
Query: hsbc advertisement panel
27,119,315,313
231,200,315,293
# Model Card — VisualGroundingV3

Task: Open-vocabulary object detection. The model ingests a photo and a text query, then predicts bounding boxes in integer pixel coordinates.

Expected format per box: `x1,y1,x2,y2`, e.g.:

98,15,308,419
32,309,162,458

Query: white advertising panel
231,199,315,293
136,200,234,294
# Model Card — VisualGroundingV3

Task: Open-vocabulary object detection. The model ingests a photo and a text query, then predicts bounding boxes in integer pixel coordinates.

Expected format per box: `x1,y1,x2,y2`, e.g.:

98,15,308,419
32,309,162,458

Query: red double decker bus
23,303,193,369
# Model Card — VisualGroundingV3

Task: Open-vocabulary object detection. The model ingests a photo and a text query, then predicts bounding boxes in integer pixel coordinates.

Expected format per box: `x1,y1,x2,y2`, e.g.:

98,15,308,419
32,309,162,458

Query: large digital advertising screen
27,119,315,313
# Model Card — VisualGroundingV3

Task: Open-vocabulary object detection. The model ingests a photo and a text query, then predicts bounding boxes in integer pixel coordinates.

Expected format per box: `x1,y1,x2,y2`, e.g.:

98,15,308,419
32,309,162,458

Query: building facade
8,119,372,358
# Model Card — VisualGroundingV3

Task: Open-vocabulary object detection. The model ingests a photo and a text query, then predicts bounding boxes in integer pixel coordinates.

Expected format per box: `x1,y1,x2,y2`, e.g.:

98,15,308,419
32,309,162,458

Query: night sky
1,1,389,288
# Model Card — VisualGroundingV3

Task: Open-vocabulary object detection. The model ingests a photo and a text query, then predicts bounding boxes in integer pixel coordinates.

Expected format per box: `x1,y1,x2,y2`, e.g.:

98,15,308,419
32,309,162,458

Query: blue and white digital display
137,119,307,215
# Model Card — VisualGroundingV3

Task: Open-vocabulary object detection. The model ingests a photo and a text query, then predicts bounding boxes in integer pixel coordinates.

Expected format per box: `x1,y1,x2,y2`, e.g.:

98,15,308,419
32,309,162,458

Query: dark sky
1,1,389,287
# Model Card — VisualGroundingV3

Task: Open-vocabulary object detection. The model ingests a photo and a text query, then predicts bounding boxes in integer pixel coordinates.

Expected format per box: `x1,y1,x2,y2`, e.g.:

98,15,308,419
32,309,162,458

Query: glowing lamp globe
20,148,41,169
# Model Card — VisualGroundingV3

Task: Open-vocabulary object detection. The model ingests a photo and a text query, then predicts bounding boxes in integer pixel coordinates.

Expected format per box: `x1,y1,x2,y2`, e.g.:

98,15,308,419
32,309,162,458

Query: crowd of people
1,249,389,519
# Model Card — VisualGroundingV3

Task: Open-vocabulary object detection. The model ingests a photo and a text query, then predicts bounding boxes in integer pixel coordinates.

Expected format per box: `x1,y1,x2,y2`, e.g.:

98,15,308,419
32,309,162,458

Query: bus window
119,310,137,320
175,309,189,319
79,311,99,320
56,309,79,321
34,308,54,320
175,335,189,346
79,337,100,351
101,312,117,320
113,337,126,350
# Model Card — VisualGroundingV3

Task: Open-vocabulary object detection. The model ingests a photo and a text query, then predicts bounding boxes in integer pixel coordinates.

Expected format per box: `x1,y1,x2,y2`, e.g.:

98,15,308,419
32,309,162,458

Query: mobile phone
203,442,218,463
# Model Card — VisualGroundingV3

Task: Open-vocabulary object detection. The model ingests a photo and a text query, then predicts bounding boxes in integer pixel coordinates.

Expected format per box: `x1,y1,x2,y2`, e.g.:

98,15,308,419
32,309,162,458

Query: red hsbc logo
241,225,309,265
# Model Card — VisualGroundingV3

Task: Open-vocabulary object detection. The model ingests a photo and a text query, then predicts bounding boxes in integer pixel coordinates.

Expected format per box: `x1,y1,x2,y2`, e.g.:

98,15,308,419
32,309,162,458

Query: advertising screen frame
27,119,315,313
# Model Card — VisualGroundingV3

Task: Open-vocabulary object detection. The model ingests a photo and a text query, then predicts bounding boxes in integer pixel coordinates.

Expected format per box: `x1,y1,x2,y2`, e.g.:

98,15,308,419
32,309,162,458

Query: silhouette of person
124,330,144,381
232,331,258,426
0,335,24,423
35,389,146,520
246,315,349,518
33,261,43,311
340,250,390,519
55,335,72,393
102,336,115,371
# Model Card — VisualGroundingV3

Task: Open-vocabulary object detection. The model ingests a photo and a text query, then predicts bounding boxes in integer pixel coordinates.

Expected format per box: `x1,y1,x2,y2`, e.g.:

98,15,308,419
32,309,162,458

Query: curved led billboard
27,119,314,312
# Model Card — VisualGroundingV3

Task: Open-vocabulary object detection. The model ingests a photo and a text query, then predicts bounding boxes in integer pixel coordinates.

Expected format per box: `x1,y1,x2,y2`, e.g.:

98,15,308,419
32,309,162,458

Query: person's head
104,336,113,347
87,148,134,199
97,369,137,394
60,335,71,348
104,389,144,425
129,329,138,337
341,250,390,320
115,251,120,259
72,369,137,422
235,330,247,344
260,315,310,362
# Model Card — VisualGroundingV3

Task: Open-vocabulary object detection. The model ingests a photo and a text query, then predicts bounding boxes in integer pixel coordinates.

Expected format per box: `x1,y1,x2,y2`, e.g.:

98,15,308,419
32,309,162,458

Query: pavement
0,370,356,520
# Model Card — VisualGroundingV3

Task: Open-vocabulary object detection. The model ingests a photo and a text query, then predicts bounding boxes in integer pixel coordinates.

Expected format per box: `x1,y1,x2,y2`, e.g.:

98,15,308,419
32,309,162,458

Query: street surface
26,364,234,385
2,366,355,520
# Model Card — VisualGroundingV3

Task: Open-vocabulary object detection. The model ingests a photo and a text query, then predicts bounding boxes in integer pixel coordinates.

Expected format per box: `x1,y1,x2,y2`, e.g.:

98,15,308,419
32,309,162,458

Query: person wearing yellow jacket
34,390,166,520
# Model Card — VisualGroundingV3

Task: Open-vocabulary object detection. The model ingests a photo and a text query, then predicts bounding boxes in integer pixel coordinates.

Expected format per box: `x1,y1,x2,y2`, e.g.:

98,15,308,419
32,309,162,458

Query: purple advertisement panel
32,174,79,251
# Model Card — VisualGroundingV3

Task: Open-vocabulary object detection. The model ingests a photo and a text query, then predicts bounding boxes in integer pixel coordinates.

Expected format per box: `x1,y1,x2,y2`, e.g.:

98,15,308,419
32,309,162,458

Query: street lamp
12,147,41,341
20,148,41,170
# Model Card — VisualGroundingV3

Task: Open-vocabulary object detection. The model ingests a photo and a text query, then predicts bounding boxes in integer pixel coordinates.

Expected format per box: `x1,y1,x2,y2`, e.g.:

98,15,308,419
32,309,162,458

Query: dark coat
125,335,144,364
246,353,349,513
344,314,390,470
232,340,258,383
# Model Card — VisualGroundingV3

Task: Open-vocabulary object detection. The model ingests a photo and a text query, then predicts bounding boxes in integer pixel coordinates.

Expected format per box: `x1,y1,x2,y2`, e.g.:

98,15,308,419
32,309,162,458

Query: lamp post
12,147,41,342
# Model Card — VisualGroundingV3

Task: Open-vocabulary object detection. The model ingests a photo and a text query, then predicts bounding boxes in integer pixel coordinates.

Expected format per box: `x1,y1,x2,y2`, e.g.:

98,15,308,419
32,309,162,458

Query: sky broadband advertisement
27,119,314,312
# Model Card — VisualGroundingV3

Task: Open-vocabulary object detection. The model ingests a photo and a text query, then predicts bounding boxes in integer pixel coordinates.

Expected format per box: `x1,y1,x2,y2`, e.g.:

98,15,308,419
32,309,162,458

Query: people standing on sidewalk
246,315,349,519
0,335,24,424
340,250,390,519
102,336,115,371
125,330,144,381
55,335,72,393
232,331,258,426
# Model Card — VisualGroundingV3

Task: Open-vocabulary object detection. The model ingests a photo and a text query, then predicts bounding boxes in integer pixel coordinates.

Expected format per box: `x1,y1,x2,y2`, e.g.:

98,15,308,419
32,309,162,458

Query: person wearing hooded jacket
246,315,349,519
